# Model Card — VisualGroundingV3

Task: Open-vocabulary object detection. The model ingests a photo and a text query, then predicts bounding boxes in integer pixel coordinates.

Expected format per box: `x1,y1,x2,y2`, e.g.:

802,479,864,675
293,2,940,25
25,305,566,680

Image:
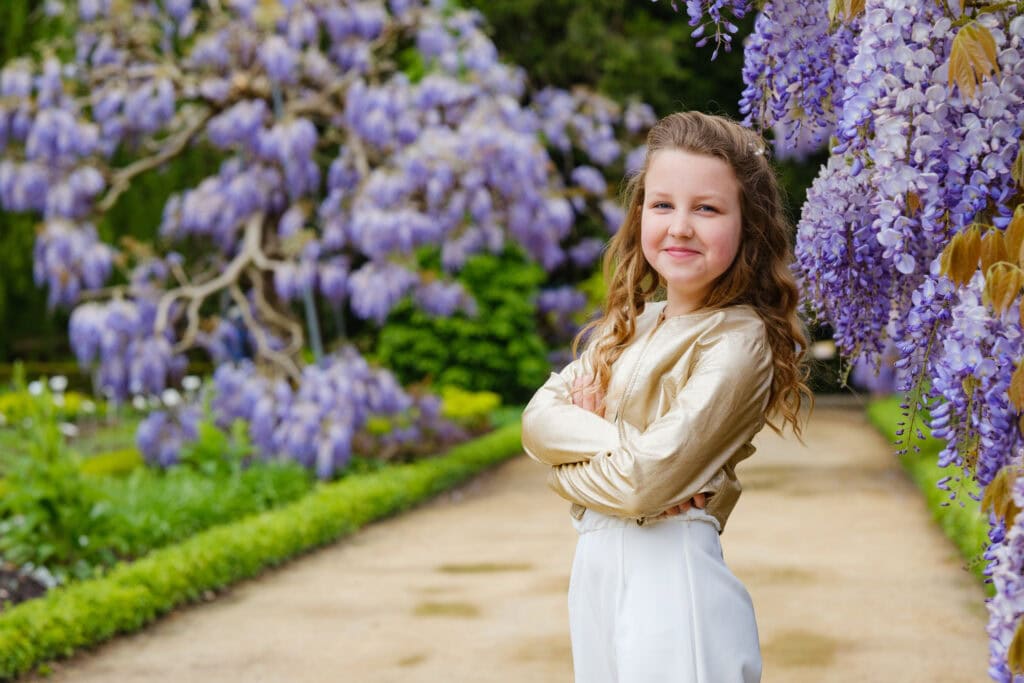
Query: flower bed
0,419,524,681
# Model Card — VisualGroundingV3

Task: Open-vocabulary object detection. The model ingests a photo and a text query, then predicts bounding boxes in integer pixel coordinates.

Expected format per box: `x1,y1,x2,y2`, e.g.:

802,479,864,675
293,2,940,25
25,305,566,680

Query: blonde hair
571,111,813,442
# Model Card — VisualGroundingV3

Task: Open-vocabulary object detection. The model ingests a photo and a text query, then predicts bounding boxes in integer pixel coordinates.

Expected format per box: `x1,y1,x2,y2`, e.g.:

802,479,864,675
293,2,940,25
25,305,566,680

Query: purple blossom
2,0,656,504
413,279,478,317
259,36,297,84
348,261,419,324
136,407,201,467
571,165,607,196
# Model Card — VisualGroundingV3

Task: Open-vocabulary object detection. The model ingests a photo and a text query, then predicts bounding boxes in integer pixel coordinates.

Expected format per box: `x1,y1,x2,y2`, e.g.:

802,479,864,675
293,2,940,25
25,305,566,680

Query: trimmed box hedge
0,420,524,681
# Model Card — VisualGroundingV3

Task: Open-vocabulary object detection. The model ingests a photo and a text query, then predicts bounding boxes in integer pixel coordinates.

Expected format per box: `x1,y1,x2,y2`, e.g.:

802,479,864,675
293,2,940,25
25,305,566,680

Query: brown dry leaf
1011,621,1024,675
937,229,970,282
984,262,1024,316
1011,363,1024,412
980,228,1009,272
1013,141,1024,189
949,23,1001,98
982,464,1024,525
828,0,865,23
982,463,1012,517
952,226,982,285
1010,143,1024,191
1009,205,1024,267
906,191,921,215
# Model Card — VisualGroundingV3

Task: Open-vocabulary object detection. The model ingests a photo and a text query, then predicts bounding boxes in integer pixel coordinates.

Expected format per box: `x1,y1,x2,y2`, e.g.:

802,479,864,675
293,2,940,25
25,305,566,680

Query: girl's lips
665,248,699,256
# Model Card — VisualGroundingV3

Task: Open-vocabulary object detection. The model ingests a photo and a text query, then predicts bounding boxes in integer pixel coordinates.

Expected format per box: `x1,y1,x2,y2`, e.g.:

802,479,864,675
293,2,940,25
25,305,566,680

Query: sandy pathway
29,400,990,682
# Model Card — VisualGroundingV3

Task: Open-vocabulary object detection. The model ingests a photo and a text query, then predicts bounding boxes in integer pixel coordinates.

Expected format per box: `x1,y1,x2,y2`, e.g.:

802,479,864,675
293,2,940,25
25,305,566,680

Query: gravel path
29,401,990,682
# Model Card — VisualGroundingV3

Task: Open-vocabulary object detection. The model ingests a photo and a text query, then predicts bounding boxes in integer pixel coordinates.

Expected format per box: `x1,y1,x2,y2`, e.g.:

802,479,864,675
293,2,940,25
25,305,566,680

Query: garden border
0,421,524,681
864,396,991,594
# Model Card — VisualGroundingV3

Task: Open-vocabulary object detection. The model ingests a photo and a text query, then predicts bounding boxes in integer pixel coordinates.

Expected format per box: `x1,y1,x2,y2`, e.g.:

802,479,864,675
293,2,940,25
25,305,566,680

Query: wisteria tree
0,0,656,477
674,0,1024,678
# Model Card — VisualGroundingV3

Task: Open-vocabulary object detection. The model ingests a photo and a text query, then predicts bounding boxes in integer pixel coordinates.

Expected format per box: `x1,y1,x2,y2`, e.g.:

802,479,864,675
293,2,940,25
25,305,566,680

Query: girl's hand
571,374,605,418
660,492,707,518
570,373,704,518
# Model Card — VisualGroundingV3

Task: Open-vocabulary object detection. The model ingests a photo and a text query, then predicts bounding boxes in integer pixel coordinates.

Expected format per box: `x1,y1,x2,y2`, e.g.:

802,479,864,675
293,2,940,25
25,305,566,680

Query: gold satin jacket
520,300,774,535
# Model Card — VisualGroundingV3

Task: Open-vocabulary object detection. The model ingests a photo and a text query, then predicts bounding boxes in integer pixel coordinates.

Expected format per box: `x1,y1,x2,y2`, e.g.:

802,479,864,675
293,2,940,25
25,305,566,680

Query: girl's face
640,148,743,316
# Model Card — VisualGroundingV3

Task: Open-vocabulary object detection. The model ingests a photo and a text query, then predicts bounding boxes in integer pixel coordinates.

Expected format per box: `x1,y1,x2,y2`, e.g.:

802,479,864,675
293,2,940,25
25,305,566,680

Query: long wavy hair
571,111,813,442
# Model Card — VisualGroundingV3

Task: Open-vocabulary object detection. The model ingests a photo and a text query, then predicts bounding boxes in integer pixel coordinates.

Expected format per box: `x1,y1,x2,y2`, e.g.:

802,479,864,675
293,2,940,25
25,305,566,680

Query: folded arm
546,332,773,519
520,352,620,466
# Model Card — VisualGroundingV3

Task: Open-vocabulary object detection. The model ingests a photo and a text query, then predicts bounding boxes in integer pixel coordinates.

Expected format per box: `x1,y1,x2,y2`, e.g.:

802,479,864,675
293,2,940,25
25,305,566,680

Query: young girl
521,111,813,682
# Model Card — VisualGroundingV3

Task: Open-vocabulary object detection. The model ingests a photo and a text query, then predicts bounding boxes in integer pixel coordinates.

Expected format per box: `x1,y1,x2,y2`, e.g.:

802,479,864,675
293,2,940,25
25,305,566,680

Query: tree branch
97,106,213,213
247,265,304,356
155,211,263,344
229,282,302,383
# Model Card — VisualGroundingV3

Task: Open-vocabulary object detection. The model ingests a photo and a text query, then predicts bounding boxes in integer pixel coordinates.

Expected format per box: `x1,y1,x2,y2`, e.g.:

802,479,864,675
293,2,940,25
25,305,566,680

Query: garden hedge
0,420,524,681
864,396,991,594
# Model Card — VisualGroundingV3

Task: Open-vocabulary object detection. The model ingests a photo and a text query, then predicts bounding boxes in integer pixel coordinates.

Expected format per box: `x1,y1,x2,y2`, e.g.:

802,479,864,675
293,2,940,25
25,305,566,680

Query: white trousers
567,507,761,682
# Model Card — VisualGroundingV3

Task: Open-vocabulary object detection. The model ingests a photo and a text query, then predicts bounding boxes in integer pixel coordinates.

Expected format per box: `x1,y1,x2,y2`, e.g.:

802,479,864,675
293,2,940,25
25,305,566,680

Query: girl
521,111,813,682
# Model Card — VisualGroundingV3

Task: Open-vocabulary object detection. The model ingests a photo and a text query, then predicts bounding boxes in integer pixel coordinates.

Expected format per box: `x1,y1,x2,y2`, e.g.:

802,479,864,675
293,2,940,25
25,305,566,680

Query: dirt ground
29,399,991,682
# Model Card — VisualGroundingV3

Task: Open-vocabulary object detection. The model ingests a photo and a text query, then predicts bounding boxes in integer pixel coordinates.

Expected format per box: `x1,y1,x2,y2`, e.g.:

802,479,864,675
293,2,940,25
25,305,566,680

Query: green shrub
0,369,117,583
177,417,254,477
98,458,314,562
0,394,314,581
439,385,501,430
0,388,104,423
865,394,991,595
0,422,524,680
79,449,144,477
372,245,551,404
77,415,314,565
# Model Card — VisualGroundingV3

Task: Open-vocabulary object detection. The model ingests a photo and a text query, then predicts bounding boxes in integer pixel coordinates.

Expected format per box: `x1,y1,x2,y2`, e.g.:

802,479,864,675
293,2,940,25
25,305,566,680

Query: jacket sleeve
546,331,773,519
520,344,621,467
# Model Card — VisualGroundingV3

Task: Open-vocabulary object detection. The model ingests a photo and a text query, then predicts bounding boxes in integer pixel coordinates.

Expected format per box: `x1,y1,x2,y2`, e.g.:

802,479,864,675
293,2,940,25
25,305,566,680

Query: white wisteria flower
161,388,182,408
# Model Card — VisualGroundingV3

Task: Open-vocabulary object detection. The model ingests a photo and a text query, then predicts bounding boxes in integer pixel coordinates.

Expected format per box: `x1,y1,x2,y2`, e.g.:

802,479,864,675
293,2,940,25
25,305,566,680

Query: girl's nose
668,215,694,237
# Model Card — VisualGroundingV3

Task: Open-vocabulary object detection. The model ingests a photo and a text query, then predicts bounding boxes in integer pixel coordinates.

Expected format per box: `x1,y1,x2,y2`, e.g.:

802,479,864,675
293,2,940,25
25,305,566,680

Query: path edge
0,422,524,682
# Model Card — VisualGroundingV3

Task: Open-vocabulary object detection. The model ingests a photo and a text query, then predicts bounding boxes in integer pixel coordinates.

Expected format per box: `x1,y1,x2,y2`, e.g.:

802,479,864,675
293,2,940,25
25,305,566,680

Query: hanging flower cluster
670,0,1024,678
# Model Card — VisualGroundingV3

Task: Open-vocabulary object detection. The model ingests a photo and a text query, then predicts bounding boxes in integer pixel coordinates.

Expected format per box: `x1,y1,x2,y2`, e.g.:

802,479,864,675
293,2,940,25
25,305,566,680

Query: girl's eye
653,201,672,209
696,205,719,213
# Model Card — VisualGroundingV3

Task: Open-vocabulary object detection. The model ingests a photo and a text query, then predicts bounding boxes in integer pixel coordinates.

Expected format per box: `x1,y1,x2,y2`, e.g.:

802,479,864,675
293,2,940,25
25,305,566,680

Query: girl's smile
664,247,700,257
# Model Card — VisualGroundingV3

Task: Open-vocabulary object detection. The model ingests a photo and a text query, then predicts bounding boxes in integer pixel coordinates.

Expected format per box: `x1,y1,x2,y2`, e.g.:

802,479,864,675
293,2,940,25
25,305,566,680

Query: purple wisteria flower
1,0,659,505
718,1,1024,677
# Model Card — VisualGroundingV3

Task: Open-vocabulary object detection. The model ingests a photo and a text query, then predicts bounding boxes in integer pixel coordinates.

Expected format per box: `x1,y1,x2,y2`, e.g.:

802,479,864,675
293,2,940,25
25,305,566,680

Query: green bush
79,449,145,477
0,421,524,681
69,413,314,568
97,458,314,563
864,394,991,595
372,245,551,404
364,385,501,440
0,391,315,581
0,371,117,583
0,388,104,424
439,385,502,430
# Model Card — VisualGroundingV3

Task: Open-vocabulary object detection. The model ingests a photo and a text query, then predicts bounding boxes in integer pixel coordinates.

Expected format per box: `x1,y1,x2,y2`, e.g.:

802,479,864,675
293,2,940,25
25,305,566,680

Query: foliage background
0,0,830,387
